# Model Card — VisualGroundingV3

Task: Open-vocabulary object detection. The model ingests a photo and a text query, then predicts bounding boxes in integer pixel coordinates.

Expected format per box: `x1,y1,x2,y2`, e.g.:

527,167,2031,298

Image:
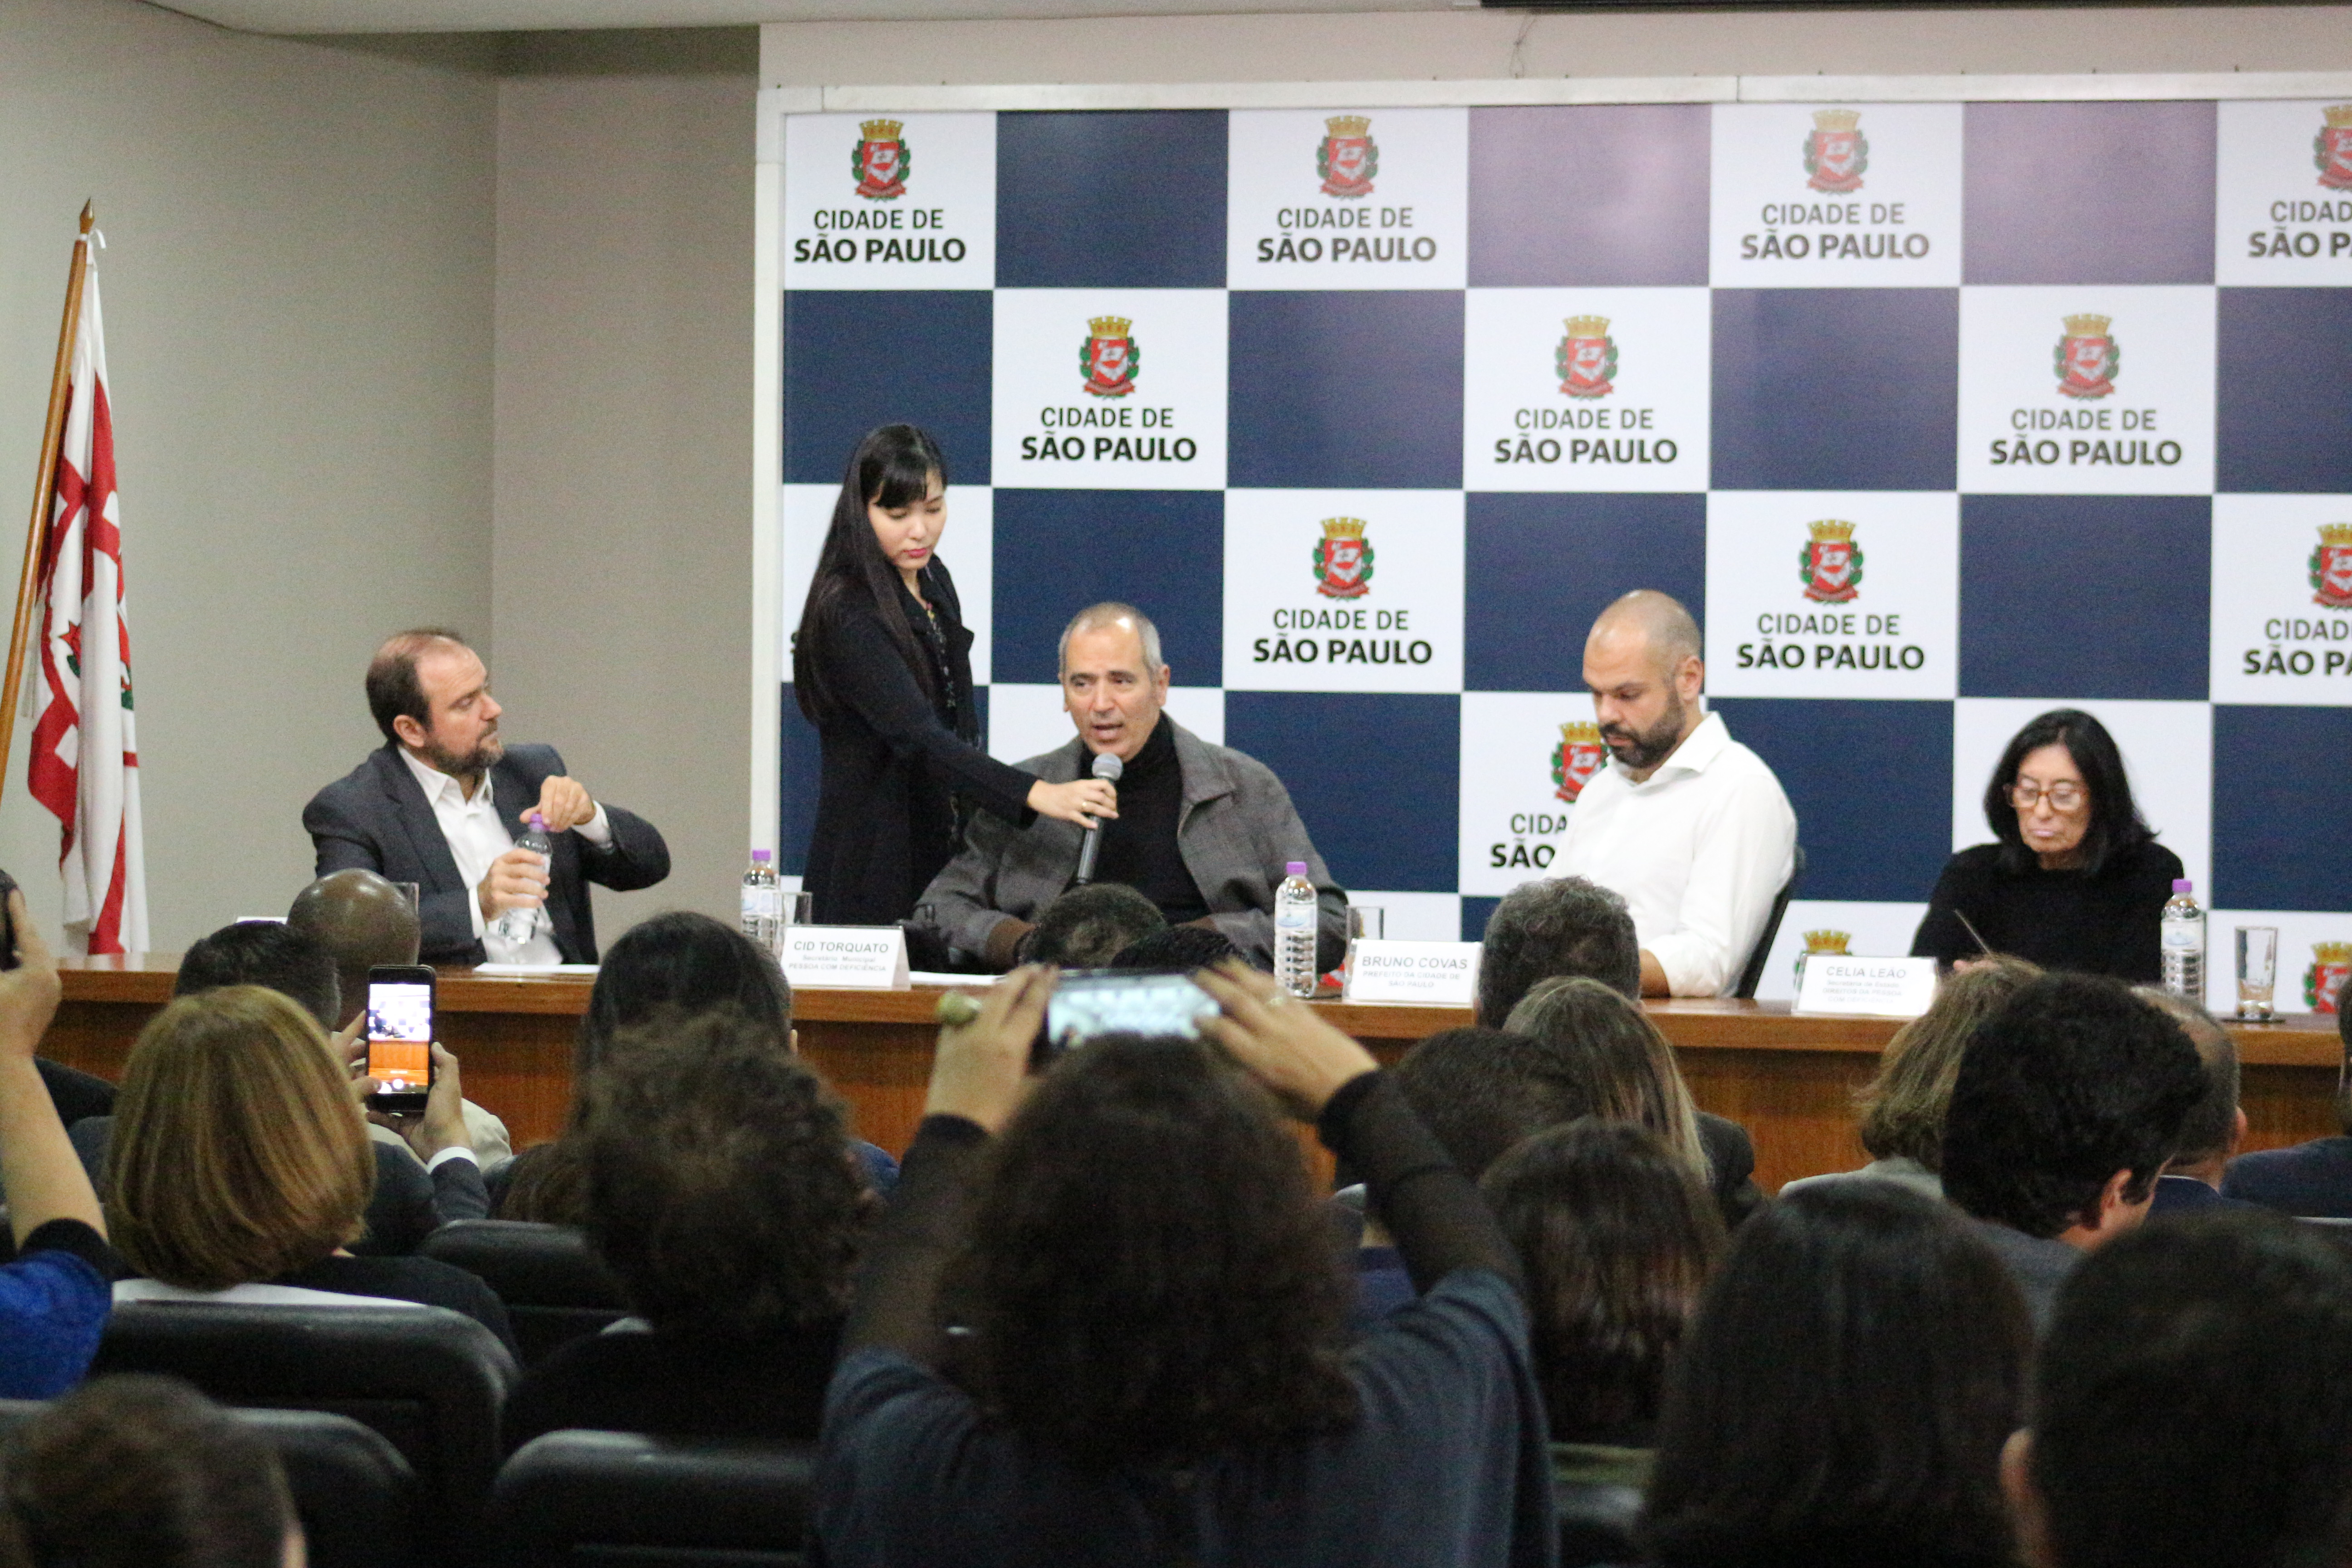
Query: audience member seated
1019,881,1166,968
74,918,490,1255
1482,1120,1723,1489
2004,1211,2352,1568
1940,973,2205,1331
504,1009,872,1449
106,986,516,1354
1642,1182,2030,1568
813,965,1555,1566
496,911,894,1220
1781,956,2040,1200
1377,1024,1585,1320
0,892,115,1399
1506,976,1762,1228
2223,971,2352,1216
0,1374,301,1568
287,867,511,1162
1473,875,1641,1025
2136,989,2260,1215
1109,922,1244,970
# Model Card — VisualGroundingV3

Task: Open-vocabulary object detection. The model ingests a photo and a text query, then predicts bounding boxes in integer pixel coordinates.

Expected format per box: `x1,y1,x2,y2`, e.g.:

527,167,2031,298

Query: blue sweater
0,1219,113,1398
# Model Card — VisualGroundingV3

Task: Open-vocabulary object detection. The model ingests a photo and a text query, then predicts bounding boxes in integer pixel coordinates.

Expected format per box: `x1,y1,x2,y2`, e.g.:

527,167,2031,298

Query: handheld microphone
1071,751,1124,886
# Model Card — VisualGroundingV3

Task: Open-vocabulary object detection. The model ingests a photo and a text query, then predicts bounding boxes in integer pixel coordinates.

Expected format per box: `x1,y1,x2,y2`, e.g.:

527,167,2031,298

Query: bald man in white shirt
1555,591,1797,998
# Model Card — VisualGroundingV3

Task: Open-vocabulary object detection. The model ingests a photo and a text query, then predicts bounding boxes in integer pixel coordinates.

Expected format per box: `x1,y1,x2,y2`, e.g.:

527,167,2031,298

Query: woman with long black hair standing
793,424,1113,926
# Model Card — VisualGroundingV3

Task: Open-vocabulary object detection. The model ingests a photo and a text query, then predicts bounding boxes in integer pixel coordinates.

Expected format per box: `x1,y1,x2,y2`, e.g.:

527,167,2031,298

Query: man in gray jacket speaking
921,602,1348,973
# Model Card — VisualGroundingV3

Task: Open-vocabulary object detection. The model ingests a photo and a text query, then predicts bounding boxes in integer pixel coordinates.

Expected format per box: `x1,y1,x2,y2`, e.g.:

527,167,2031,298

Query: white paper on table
473,962,601,975
1342,940,1481,1006
1793,955,1938,1019
781,925,911,990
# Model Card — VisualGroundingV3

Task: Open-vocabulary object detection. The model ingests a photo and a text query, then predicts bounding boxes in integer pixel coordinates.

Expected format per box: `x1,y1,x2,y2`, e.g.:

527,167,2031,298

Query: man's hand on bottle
478,847,550,921
527,775,598,834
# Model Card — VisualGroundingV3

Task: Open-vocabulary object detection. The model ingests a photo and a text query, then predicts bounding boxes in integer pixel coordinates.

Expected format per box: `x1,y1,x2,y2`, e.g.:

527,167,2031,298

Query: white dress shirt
1556,710,1798,998
398,747,611,966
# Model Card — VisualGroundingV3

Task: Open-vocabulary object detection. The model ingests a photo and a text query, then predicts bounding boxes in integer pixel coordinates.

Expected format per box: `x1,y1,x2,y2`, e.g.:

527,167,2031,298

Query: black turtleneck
1090,719,1209,926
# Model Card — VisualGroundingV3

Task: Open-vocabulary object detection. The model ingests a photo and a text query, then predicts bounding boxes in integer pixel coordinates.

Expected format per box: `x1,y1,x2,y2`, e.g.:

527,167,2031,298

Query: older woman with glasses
1911,708,2184,981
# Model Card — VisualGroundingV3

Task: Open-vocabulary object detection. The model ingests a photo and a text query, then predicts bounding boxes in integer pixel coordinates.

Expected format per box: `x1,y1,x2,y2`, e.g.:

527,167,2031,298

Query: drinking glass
2236,926,2279,1020
785,890,815,926
1348,906,1384,943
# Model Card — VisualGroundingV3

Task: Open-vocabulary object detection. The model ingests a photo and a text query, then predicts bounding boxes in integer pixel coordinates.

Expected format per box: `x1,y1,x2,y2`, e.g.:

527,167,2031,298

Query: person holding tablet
792,425,1112,926
1911,708,2183,981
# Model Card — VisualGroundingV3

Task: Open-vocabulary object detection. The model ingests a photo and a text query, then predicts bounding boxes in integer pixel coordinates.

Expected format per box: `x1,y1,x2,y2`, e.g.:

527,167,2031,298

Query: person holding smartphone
792,424,1114,927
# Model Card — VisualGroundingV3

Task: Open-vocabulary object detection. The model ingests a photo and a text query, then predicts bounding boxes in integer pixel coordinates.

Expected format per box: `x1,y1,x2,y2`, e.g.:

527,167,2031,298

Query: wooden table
50,957,2347,1194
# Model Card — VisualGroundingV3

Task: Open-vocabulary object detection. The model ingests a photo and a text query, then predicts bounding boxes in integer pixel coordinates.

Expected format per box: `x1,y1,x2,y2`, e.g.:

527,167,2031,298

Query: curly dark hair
502,911,794,1225
1941,972,2205,1239
1476,876,1640,1024
1643,1182,2030,1568
1021,882,1166,968
581,1008,869,1340
952,1034,1359,1467
1110,924,1245,971
1483,1121,1724,1446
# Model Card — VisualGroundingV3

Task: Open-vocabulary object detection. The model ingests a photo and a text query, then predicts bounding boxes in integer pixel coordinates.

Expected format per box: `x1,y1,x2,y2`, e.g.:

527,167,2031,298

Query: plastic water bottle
1275,861,1318,998
2160,878,2206,1002
494,813,553,946
740,849,781,955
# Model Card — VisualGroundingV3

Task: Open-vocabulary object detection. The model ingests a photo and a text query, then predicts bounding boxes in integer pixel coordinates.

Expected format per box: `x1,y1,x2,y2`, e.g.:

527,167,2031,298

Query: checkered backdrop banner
762,88,2352,1010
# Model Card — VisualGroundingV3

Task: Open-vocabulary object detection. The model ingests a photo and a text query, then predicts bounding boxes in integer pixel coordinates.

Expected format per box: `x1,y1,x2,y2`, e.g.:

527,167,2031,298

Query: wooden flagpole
0,203,95,804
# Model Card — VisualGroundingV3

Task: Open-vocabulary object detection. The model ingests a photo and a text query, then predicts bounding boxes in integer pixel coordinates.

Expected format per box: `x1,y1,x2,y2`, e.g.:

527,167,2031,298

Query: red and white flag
28,251,146,955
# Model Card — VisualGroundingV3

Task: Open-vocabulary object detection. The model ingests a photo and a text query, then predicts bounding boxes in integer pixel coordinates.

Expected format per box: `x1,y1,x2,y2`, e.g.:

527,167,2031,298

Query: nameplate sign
1794,955,1939,1019
1343,940,1481,1006
780,926,911,990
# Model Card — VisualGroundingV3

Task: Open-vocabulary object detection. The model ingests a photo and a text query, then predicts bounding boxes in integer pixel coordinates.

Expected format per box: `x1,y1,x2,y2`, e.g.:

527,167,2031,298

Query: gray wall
0,2,497,949
491,29,759,942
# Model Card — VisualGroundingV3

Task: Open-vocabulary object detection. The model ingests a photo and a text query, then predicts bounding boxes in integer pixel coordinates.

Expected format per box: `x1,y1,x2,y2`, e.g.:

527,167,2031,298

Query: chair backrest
0,1396,420,1568
493,1430,818,1568
1555,1479,1644,1568
1734,843,1807,1000
93,1302,515,1565
420,1220,630,1366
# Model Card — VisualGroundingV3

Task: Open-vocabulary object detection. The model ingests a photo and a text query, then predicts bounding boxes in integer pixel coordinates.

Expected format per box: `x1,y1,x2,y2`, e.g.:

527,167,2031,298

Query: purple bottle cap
527,812,546,830
1286,861,1308,876
752,848,771,862
2173,878,2193,893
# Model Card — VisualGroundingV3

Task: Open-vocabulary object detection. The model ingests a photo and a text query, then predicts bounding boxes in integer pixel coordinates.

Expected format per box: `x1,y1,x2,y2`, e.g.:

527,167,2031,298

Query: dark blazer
800,562,1035,926
2149,1173,2263,1216
302,742,669,964
2223,1136,2352,1219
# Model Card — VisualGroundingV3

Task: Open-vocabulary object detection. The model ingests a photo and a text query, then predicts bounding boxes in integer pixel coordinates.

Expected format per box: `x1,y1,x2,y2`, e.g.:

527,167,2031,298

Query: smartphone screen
365,975,435,1098
1043,971,1221,1056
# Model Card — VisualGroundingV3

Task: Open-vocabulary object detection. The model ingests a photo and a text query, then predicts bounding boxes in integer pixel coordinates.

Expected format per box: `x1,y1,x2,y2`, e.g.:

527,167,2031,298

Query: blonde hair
1505,975,1711,1185
108,986,374,1290
1854,955,2042,1170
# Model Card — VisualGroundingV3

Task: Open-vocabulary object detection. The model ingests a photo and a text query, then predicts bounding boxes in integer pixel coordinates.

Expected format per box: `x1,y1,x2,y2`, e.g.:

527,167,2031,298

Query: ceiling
162,0,1453,34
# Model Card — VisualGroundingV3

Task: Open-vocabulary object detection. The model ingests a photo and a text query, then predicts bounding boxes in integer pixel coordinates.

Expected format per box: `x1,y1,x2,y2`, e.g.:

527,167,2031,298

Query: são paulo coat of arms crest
1556,317,1618,399
2055,314,2119,400
1804,109,1867,195
1793,929,1852,988
1079,316,1138,398
2310,525,2352,610
2318,106,2352,191
853,120,908,201
1798,520,1863,604
1553,722,1607,803
2308,942,2352,1012
1311,517,1374,600
1318,116,1378,200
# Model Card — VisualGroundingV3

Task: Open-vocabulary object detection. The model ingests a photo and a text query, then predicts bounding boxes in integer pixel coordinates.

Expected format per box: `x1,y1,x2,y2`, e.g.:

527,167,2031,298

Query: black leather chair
420,1220,631,1366
93,1302,516,1565
1734,843,1807,1000
492,1431,818,1568
0,1395,420,1568
1556,1478,1643,1568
